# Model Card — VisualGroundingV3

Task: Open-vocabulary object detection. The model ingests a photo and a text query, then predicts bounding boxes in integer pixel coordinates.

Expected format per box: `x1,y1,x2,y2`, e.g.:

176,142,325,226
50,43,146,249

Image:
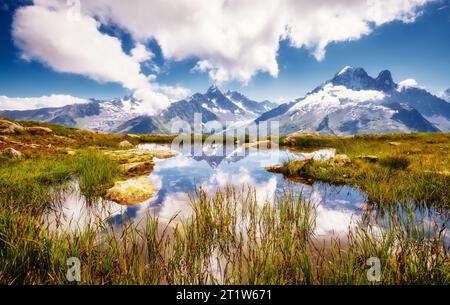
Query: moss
106,177,154,205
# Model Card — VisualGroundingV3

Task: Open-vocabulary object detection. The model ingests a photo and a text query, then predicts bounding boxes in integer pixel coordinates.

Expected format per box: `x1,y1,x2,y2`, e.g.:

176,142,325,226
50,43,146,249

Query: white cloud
397,78,423,90
13,5,149,90
19,0,432,86
131,43,154,63
12,4,189,114
0,94,88,111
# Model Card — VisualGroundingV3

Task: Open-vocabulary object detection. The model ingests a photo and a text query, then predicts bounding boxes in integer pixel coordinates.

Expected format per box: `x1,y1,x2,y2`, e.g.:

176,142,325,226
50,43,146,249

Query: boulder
106,177,154,205
25,126,53,135
1,147,23,159
283,131,320,146
118,140,134,149
329,154,351,166
121,161,154,177
0,120,24,134
357,155,379,163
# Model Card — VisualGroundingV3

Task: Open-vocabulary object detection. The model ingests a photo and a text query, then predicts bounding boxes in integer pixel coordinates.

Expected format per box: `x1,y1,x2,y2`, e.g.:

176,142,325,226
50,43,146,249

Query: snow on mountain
440,88,450,102
0,86,275,134
225,90,274,115
253,67,447,135
1,69,447,135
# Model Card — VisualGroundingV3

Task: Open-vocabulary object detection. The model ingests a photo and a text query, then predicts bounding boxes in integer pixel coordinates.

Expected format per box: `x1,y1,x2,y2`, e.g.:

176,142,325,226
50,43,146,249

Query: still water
47,143,448,245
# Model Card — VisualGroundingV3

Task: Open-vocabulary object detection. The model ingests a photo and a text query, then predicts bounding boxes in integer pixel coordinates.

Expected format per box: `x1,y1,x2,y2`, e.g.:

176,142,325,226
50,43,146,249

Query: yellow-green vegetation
276,133,450,207
106,177,155,205
0,118,449,284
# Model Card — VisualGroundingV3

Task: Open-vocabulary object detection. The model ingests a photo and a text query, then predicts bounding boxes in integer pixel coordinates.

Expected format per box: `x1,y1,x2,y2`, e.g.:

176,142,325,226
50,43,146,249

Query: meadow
0,119,449,284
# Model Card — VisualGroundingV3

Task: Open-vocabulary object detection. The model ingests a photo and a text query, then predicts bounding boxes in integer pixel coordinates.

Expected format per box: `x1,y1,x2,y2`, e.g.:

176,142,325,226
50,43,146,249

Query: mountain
253,67,448,135
439,88,450,102
225,91,276,115
120,86,276,134
0,86,276,134
0,96,142,132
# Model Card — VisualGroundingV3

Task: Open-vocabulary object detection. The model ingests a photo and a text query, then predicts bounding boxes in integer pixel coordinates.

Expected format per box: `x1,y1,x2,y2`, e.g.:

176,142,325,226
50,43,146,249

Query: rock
106,177,154,205
29,144,40,149
118,140,134,149
25,126,53,135
357,155,379,163
265,164,288,175
66,149,76,156
121,161,154,177
283,131,320,146
329,154,351,166
150,149,178,159
1,147,23,159
389,142,401,146
0,120,24,134
301,148,336,161
126,134,141,138
243,140,273,149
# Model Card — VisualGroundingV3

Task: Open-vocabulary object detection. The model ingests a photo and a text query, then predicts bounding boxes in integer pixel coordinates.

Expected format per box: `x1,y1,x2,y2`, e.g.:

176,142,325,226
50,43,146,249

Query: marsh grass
1,184,448,284
279,133,450,207
72,150,119,203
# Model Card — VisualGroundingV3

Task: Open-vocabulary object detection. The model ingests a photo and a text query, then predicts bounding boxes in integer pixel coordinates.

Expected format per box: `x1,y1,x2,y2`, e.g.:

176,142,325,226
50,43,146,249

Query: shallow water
47,143,448,245
48,144,367,236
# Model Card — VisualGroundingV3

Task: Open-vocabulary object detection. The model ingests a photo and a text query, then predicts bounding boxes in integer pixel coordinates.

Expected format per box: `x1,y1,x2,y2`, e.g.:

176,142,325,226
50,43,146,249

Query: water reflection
46,143,448,244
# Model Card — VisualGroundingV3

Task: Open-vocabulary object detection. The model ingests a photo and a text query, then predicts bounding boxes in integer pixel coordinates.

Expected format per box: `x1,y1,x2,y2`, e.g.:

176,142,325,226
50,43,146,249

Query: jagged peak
336,66,353,76
206,84,222,94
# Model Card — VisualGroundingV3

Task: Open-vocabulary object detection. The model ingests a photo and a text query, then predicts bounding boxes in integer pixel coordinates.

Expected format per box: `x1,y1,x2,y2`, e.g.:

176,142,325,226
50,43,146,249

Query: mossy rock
106,177,154,205
121,161,154,177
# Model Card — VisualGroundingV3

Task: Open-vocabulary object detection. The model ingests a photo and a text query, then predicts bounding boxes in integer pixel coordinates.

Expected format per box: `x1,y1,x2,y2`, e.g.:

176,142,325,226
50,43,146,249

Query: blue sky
0,0,449,105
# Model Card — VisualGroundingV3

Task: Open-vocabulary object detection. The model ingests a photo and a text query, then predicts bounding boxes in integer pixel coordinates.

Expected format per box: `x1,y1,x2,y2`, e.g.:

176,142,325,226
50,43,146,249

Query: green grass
278,133,450,207
1,119,449,284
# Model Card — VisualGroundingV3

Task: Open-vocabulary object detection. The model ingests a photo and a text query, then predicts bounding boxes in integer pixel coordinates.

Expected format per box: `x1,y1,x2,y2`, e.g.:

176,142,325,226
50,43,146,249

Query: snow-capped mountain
0,95,144,132
0,86,276,134
116,85,277,134
1,69,448,135
252,67,449,135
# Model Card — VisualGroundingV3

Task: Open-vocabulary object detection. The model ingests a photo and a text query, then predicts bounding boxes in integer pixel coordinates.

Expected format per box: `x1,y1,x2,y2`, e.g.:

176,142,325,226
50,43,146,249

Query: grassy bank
277,133,450,207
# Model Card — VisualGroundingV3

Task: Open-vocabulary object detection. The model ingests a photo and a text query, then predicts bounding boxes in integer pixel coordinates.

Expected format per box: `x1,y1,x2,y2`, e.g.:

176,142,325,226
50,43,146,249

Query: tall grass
72,150,119,203
1,184,448,284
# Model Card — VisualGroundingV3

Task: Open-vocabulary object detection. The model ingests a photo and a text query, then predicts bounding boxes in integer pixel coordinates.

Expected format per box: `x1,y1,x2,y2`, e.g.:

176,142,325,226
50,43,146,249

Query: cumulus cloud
17,0,432,86
0,94,88,111
13,5,150,90
12,4,184,113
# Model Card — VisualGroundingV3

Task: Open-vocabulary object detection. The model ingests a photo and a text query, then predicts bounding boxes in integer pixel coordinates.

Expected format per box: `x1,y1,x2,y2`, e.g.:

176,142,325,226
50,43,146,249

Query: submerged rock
106,177,154,205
